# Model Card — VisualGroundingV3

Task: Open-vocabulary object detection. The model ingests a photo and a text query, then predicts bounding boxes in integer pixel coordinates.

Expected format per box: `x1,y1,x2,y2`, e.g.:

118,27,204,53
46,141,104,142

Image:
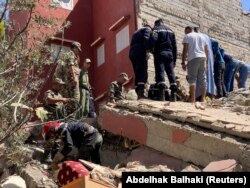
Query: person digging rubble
43,121,103,170
41,78,80,164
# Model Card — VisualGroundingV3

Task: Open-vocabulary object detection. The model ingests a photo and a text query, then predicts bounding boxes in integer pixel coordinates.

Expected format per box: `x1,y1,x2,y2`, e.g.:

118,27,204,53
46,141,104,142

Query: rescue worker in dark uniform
129,22,153,99
152,19,178,101
43,121,103,169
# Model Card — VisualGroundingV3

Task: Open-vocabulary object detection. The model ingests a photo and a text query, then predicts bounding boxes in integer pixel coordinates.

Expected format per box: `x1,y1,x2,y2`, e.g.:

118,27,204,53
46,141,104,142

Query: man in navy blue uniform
129,22,153,99
43,121,103,168
152,19,178,101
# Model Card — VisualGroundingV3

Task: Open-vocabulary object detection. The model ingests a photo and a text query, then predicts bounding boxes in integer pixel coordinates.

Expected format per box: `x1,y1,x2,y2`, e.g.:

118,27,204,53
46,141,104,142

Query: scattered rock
181,164,201,172
244,99,250,106
1,175,26,188
21,164,57,188
125,89,137,100
30,147,44,160
203,159,242,172
232,106,244,112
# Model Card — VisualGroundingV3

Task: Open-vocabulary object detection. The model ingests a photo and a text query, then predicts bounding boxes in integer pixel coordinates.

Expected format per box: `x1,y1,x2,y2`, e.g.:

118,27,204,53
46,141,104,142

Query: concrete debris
119,161,172,172
1,90,250,188
211,89,250,114
1,175,26,188
21,164,57,188
181,164,201,172
203,159,242,172
232,106,244,112
125,89,137,101
79,159,172,187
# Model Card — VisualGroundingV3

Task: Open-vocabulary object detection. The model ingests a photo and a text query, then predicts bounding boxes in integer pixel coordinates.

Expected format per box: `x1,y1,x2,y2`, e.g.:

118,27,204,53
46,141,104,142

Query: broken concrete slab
1,175,26,188
123,146,185,171
98,100,250,170
181,164,201,172
111,100,250,139
21,164,57,188
203,159,242,172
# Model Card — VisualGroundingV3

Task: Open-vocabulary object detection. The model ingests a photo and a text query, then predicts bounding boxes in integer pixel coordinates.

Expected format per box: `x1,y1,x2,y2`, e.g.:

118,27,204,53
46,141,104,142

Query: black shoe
41,151,52,164
137,90,147,100
170,92,177,102
158,89,165,101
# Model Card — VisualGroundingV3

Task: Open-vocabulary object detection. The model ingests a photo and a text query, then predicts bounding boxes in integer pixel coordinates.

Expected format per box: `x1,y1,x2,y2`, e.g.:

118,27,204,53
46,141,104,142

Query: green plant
0,0,69,144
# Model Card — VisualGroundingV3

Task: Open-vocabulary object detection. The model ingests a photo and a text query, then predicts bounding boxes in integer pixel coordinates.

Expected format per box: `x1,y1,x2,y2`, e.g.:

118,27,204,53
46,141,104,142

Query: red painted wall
91,0,136,106
31,0,93,68
60,0,93,67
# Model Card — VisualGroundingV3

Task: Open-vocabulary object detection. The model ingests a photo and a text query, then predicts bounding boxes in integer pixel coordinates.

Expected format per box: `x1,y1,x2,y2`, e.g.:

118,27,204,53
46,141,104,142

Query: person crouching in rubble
43,121,103,169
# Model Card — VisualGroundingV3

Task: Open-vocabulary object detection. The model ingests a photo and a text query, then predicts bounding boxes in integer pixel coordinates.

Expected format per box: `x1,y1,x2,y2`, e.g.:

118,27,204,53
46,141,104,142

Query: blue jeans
224,60,239,92
239,64,250,89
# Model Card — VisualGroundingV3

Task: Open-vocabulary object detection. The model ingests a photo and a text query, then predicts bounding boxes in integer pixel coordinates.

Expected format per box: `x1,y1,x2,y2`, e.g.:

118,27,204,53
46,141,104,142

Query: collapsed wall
135,0,250,84
98,100,250,171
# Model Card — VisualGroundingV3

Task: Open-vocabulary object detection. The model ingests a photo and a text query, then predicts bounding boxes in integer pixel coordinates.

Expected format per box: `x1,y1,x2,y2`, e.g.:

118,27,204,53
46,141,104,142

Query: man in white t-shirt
181,26,208,103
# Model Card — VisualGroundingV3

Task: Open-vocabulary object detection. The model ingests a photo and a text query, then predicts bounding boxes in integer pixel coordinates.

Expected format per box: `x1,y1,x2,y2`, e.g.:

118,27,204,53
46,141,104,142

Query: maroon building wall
91,0,137,106
61,0,93,67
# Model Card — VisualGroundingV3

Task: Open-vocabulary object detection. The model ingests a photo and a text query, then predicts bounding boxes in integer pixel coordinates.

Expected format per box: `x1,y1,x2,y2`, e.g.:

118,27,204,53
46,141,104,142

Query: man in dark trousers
211,40,227,98
129,21,153,99
152,19,178,101
43,121,103,169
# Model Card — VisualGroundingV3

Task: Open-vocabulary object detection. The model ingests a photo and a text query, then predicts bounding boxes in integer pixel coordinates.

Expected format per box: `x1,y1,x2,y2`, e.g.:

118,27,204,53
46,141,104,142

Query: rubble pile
0,144,57,188
210,89,250,114
0,90,249,187
79,159,172,187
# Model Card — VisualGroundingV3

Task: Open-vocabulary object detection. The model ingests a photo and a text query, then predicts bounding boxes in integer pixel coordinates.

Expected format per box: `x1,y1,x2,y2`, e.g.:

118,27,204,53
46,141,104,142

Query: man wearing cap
108,73,129,103
78,58,91,118
54,41,82,101
44,78,73,121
